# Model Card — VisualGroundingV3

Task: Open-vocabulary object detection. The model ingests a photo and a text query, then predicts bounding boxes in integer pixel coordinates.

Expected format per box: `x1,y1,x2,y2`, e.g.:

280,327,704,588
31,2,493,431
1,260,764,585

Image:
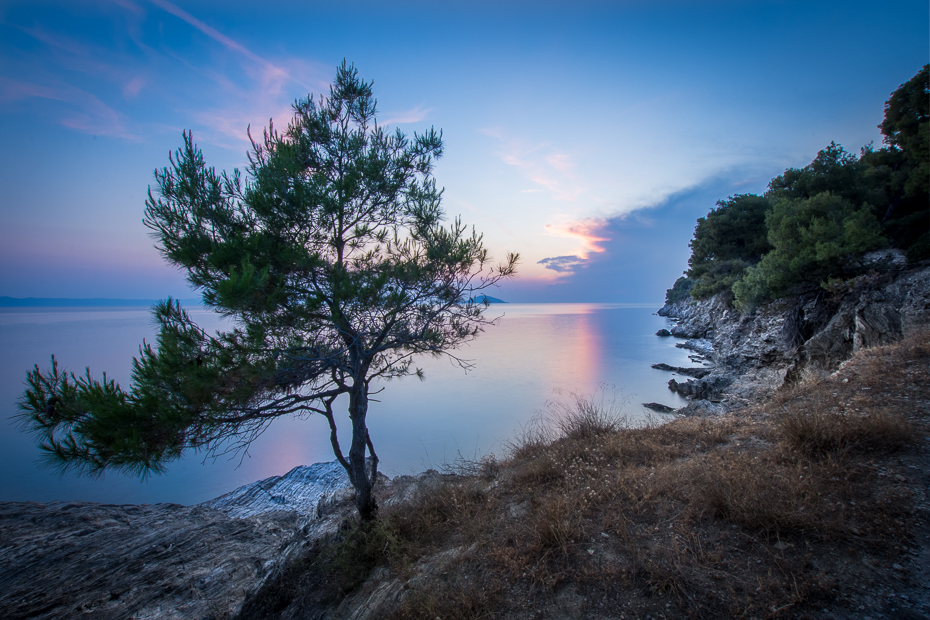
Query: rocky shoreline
649,262,930,416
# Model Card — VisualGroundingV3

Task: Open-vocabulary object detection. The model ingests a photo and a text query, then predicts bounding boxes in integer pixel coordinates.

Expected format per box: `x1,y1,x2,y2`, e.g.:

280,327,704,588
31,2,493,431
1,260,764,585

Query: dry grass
240,331,930,619
777,402,914,456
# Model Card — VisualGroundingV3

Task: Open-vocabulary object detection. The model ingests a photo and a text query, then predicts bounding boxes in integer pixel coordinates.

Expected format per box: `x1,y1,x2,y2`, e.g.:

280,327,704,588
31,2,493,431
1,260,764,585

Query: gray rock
0,501,321,620
0,462,358,620
658,297,698,318
655,328,672,337
862,248,907,268
642,402,676,413
674,338,716,356
657,263,930,414
203,460,351,519
651,363,713,378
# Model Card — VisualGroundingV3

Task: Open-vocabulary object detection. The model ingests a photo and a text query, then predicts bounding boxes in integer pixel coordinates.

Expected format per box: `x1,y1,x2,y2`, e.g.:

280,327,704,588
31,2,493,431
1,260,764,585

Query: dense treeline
667,65,929,309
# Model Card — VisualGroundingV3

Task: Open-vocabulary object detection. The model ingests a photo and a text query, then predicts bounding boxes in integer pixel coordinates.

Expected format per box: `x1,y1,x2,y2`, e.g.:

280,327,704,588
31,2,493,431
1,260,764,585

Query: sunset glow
0,0,926,302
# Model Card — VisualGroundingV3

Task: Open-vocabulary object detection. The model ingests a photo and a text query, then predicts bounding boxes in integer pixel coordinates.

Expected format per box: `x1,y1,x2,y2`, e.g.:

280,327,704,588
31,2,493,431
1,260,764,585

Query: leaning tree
19,63,518,521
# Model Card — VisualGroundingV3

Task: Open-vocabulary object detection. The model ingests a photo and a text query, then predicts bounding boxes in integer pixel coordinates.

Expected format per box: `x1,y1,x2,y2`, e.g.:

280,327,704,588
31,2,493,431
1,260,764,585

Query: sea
0,303,695,506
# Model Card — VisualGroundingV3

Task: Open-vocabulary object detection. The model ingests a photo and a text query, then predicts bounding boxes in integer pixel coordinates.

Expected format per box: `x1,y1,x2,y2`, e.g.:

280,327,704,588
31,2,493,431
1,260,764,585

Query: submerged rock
668,375,733,399
642,402,676,413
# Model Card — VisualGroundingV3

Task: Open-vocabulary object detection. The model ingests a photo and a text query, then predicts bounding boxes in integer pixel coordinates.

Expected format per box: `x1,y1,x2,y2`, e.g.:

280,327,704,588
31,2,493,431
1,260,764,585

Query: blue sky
0,0,926,302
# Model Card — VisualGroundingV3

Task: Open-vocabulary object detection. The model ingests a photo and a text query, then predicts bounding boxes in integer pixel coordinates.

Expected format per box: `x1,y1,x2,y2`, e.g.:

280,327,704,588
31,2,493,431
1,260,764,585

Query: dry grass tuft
690,451,852,537
778,403,915,456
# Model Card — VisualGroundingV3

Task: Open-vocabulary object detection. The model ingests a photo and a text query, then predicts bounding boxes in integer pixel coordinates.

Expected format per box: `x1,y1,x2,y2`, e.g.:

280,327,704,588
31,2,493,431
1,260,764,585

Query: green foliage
18,63,518,520
733,192,885,308
682,65,929,310
686,194,771,299
664,276,694,305
879,64,929,200
871,65,930,260
766,143,887,209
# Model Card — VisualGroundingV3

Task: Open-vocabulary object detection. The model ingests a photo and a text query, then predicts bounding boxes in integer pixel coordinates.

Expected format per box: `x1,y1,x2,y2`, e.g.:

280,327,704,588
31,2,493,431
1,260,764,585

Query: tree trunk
347,383,378,521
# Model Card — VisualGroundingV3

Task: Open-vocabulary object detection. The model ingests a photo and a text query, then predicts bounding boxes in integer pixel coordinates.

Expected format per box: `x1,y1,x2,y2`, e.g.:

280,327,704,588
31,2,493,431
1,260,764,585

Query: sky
0,0,926,303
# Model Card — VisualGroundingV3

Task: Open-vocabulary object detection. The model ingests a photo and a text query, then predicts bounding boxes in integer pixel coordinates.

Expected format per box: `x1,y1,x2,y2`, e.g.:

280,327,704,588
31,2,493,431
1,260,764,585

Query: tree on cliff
868,64,929,260
17,63,518,521
682,65,929,309
686,194,772,299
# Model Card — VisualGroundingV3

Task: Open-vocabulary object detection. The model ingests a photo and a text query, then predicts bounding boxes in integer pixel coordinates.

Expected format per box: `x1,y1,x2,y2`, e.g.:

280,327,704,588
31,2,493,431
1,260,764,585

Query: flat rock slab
0,501,301,620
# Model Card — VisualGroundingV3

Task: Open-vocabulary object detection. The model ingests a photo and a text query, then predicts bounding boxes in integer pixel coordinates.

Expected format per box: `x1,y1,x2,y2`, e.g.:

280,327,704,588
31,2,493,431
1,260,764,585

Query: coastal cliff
656,262,930,415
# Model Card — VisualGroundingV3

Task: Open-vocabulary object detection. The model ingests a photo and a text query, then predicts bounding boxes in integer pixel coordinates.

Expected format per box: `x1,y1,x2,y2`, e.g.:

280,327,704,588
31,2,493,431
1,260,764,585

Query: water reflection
0,303,692,505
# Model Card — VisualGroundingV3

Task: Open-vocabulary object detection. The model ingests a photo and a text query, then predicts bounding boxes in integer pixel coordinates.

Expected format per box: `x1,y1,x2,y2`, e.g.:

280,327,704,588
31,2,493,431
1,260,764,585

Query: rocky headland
653,261,930,416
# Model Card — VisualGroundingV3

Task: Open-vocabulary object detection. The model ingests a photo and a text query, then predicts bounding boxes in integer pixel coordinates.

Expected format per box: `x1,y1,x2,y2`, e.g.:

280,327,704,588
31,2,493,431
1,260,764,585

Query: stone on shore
651,363,713,378
642,402,676,413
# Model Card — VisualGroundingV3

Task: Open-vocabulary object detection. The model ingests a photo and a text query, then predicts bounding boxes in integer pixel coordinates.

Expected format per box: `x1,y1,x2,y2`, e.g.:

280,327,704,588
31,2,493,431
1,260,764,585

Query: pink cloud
123,76,145,97
183,58,329,147
544,218,610,258
0,78,61,102
136,1,330,147
479,126,503,139
545,152,574,174
490,133,584,201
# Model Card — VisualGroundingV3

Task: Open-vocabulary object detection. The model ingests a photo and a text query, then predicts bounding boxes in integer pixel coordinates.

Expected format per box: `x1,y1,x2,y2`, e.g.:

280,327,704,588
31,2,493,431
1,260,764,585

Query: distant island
470,294,506,304
0,297,202,307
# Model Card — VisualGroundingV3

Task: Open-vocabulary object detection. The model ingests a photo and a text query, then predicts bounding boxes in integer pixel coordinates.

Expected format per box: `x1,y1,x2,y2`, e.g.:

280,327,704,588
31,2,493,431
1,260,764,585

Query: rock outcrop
203,461,350,519
657,263,930,414
0,463,357,620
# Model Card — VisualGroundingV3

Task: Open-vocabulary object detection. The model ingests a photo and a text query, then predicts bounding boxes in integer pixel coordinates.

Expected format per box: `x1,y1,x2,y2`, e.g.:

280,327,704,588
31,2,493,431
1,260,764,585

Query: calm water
0,304,693,505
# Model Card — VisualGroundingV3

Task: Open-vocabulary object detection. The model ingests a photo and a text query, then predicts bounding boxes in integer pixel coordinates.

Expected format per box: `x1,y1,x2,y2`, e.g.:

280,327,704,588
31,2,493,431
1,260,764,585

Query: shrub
686,194,771,299
664,275,694,305
732,191,886,308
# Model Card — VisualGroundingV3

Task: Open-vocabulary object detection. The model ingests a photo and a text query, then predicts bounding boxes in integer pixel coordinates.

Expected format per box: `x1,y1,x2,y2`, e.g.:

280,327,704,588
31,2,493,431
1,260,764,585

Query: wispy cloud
123,76,145,98
142,0,329,146
0,0,331,147
0,77,136,139
146,0,276,72
483,129,585,202
380,105,432,126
